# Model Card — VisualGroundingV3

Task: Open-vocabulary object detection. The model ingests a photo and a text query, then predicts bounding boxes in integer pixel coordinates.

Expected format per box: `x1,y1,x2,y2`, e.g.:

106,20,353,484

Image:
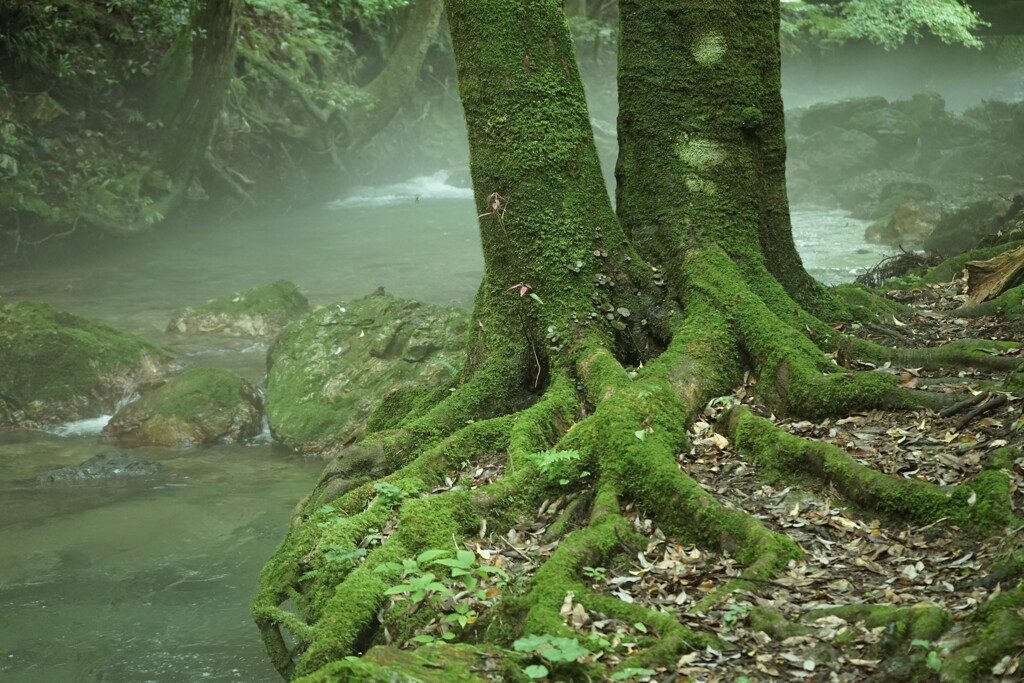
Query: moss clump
0,301,171,425
166,280,311,338
102,366,263,446
295,643,509,683
832,284,911,323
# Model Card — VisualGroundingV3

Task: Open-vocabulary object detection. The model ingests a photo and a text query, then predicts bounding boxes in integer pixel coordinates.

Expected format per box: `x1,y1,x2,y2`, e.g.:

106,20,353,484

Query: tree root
721,406,1021,533
942,583,1024,682
841,337,1024,373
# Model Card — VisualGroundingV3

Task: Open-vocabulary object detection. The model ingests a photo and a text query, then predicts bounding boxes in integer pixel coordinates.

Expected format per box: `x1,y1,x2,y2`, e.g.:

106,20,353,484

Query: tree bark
343,0,446,153
161,0,242,187
616,0,835,316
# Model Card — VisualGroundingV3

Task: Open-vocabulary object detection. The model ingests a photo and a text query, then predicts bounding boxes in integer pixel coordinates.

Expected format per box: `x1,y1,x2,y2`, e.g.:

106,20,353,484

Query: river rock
924,197,1017,257
266,292,468,455
36,451,160,485
102,367,263,447
166,280,311,338
864,202,941,249
798,96,890,136
0,301,173,428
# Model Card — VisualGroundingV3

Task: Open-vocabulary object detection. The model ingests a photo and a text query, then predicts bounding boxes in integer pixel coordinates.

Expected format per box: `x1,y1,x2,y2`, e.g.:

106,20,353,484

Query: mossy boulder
102,367,263,447
266,292,469,455
166,280,311,338
0,301,172,427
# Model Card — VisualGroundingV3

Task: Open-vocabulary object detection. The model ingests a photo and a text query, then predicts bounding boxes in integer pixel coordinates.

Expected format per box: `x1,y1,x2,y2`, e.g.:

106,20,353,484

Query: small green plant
324,545,367,568
722,603,750,632
376,547,508,645
527,449,580,473
582,565,607,582
911,639,945,672
434,548,508,597
362,527,384,547
513,634,593,679
373,481,406,507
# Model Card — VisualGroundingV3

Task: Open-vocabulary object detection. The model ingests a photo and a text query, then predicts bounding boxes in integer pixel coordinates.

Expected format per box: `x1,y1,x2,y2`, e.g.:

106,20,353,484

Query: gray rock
102,367,263,447
36,451,159,485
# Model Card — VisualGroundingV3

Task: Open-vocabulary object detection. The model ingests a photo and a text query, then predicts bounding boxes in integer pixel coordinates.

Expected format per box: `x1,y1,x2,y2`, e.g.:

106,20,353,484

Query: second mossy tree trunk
252,1,1023,680
160,0,241,190
616,0,834,317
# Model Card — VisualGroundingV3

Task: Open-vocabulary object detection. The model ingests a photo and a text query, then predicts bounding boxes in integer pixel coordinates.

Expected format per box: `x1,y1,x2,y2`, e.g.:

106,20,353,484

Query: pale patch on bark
692,32,726,66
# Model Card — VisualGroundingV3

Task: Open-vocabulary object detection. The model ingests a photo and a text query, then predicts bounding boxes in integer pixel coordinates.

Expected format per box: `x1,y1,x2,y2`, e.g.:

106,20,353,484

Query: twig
939,389,990,418
954,393,1007,432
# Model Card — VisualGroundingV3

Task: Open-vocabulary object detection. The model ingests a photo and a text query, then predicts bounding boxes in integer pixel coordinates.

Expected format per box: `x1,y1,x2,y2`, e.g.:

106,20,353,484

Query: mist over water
782,41,1024,111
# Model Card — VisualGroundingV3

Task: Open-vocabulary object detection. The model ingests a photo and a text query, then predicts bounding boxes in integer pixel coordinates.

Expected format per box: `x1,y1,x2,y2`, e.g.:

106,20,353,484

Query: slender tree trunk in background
343,0,445,153
161,0,241,187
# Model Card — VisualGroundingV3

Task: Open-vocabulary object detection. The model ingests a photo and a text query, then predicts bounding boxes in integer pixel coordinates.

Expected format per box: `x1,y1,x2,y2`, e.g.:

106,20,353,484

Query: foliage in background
0,0,423,256
781,0,989,53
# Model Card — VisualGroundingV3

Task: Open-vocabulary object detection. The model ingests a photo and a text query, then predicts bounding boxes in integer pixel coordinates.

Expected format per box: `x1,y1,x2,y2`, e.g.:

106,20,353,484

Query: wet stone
36,451,160,485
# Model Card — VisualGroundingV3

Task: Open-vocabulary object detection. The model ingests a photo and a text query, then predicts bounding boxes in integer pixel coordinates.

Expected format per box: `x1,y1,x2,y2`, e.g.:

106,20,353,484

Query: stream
0,173,891,682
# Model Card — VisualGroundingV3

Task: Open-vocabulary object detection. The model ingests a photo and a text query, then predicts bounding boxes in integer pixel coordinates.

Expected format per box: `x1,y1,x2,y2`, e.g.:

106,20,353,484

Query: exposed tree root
722,406,1021,533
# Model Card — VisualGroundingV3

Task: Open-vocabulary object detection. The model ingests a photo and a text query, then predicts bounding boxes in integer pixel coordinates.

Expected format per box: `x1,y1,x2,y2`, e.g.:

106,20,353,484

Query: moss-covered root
842,336,1024,373
685,246,950,419
723,406,1021,533
502,481,711,671
569,338,799,575
293,642,508,683
290,493,480,678
942,582,1024,682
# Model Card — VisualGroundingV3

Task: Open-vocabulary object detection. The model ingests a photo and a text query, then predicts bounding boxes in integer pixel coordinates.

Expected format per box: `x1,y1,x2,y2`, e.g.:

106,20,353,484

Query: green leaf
384,584,412,595
634,622,648,633
513,635,551,652
417,549,450,564
529,292,544,305
523,665,549,679
634,430,645,440
409,635,436,644
441,631,458,640
926,650,942,671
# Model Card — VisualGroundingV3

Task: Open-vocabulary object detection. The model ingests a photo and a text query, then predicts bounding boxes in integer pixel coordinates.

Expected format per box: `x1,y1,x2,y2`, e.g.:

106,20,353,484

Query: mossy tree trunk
253,1,1024,680
160,0,241,189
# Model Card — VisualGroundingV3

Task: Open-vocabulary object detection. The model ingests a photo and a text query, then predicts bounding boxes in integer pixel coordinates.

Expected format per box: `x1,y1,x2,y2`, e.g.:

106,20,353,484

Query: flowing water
0,172,891,681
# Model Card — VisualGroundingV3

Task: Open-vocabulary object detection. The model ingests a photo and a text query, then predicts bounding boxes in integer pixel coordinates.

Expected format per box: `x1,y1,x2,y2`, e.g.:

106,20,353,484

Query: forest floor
370,271,1024,683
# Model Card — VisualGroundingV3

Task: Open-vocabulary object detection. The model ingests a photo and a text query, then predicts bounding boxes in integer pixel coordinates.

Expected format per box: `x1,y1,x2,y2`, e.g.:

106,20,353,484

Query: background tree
254,0,1022,680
